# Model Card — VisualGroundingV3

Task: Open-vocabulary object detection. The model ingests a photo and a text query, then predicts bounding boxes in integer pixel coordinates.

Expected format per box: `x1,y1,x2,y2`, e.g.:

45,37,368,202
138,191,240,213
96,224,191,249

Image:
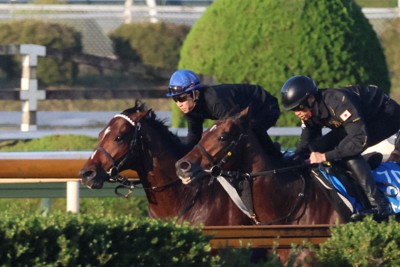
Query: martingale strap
216,175,260,224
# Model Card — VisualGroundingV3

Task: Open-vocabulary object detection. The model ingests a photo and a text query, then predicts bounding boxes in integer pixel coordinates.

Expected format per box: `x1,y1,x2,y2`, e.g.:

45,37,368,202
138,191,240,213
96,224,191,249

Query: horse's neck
139,123,191,217
143,123,184,170
244,134,280,171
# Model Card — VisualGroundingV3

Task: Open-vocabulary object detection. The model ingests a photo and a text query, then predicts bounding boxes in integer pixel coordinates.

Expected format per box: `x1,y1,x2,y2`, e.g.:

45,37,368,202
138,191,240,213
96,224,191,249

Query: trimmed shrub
0,212,214,266
314,216,400,266
176,0,390,146
0,20,82,86
110,22,190,70
379,18,400,102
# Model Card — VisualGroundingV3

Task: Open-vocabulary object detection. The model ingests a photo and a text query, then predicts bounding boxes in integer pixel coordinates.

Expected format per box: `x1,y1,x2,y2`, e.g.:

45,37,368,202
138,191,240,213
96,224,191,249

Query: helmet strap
192,90,199,102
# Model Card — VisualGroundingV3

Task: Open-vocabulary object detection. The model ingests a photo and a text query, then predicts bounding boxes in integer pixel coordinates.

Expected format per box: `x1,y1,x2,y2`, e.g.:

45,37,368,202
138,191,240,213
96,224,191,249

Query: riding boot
345,156,391,221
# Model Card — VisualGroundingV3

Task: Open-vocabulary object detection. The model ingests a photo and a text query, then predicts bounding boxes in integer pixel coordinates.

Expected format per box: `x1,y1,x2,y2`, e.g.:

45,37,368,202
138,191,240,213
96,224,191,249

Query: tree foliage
110,22,190,70
178,0,390,129
379,18,400,102
315,217,400,266
0,20,82,85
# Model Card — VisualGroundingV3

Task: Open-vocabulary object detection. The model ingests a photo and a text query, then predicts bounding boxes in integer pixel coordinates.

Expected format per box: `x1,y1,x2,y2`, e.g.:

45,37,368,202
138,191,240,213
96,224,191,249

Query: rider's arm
324,101,367,161
186,115,203,148
325,119,367,161
295,121,322,159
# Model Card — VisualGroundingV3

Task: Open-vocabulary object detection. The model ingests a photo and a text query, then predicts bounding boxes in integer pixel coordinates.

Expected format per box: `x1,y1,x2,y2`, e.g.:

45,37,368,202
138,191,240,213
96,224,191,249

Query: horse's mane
121,101,187,156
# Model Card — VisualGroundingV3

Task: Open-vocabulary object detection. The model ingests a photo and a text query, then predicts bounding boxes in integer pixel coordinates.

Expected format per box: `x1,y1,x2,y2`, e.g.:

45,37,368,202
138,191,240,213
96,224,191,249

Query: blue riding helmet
167,70,203,97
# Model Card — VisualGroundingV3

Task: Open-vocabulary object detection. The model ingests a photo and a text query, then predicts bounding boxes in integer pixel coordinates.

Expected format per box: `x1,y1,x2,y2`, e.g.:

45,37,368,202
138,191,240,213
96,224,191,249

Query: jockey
167,69,281,157
281,75,400,220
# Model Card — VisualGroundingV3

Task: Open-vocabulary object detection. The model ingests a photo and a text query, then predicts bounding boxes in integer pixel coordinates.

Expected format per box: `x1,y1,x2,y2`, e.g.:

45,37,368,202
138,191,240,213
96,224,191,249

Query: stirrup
350,207,392,222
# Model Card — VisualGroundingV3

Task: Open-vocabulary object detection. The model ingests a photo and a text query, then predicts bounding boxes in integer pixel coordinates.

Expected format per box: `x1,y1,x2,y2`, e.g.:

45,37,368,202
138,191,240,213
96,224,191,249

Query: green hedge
0,20,82,86
176,0,390,148
0,212,214,267
1,210,399,266
314,216,400,266
180,0,389,91
110,22,190,70
379,18,400,102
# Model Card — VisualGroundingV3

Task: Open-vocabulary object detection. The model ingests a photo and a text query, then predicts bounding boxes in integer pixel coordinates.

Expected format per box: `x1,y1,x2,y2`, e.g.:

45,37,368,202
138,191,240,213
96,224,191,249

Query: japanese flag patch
340,110,352,121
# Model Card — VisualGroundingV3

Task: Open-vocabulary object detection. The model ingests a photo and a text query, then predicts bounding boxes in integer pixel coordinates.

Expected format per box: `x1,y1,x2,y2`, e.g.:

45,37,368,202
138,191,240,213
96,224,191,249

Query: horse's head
176,108,251,184
79,101,151,189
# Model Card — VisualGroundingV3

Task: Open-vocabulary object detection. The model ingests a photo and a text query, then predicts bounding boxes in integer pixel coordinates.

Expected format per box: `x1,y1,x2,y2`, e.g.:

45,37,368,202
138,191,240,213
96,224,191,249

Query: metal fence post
19,44,46,132
67,181,80,213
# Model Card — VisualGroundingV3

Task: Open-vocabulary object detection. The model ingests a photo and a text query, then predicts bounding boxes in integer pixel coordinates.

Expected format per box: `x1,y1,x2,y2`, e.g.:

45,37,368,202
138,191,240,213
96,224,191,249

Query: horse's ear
239,107,250,117
145,108,156,120
237,107,250,126
134,99,142,108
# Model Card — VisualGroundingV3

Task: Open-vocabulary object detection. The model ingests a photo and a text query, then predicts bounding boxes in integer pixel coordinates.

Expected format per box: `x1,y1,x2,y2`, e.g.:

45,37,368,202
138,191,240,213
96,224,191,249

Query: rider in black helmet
281,75,400,220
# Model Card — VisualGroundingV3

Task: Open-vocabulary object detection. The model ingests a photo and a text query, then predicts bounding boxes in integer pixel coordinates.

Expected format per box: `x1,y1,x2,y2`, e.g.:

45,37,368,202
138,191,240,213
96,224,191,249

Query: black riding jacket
185,84,280,148
297,85,391,161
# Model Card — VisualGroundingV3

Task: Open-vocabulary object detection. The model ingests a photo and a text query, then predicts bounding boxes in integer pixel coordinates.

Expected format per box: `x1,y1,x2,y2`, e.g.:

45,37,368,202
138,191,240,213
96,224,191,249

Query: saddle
311,152,400,220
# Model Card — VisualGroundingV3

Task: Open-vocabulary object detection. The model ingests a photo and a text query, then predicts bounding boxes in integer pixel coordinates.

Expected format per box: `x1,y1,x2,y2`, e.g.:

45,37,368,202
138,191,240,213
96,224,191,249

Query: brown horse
79,101,259,225
388,131,400,162
175,107,344,225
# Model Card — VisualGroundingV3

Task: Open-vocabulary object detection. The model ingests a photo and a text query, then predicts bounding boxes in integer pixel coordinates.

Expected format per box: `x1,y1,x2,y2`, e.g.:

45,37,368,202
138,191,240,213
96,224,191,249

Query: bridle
196,133,245,184
95,113,180,197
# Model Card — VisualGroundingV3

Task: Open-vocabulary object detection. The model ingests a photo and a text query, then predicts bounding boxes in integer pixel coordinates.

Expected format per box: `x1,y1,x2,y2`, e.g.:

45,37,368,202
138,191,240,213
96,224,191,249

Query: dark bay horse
388,131,400,162
79,101,259,225
175,107,344,225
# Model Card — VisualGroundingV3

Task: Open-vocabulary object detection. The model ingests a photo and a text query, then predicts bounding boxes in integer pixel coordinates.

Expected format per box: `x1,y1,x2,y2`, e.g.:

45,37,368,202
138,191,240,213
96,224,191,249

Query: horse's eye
218,134,228,142
115,135,124,142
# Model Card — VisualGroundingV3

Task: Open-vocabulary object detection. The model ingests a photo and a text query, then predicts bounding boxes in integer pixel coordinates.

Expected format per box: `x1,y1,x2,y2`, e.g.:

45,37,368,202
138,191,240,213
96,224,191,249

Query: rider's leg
345,155,391,219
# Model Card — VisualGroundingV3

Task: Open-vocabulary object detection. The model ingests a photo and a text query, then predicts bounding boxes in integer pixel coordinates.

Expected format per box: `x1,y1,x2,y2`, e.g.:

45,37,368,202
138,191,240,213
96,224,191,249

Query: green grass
0,197,148,218
355,0,398,7
0,134,98,152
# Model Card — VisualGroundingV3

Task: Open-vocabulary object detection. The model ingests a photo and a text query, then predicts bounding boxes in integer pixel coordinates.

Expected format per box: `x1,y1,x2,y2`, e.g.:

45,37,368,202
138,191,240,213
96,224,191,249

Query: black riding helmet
281,75,318,111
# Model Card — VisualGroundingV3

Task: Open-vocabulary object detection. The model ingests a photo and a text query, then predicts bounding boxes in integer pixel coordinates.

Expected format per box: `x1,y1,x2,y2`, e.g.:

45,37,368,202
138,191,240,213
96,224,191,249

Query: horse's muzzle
79,166,105,189
175,159,207,184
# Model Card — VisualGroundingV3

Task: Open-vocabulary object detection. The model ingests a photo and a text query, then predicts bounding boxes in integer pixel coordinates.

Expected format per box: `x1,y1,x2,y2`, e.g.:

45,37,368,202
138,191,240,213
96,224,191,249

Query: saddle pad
373,162,400,213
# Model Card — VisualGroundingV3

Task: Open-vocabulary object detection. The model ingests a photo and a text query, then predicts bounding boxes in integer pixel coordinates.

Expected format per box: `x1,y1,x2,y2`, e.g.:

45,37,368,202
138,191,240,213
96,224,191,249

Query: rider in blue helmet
167,69,281,157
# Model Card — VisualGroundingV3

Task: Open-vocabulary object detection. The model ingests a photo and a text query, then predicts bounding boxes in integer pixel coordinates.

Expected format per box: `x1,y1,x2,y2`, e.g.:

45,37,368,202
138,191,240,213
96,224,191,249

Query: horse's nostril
179,161,191,172
79,168,96,180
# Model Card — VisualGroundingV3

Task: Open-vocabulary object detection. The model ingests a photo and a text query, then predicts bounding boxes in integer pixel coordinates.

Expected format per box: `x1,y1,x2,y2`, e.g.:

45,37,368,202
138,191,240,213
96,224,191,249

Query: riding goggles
292,100,309,111
168,82,199,96
292,104,306,111
172,94,190,103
